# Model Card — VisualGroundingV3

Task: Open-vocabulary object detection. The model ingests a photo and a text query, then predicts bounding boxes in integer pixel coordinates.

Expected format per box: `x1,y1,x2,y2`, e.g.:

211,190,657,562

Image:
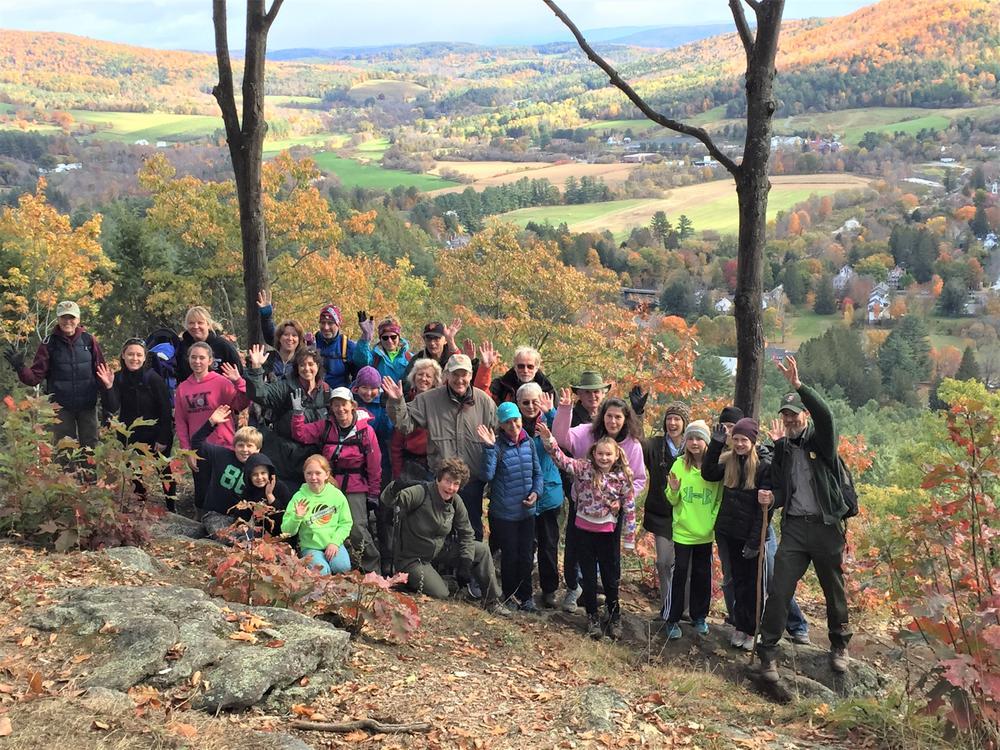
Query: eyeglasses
518,400,538,406
515,363,536,370
380,334,399,341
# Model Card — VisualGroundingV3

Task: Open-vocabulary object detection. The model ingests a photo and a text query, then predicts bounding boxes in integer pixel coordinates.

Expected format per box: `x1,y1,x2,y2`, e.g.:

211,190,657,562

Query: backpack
145,328,182,404
833,454,859,519
315,417,370,492
384,480,429,575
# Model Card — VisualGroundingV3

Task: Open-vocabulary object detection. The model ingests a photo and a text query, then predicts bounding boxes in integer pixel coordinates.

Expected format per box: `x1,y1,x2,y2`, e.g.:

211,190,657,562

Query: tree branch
289,719,431,734
211,0,241,146
264,0,284,28
541,0,739,175
729,0,755,66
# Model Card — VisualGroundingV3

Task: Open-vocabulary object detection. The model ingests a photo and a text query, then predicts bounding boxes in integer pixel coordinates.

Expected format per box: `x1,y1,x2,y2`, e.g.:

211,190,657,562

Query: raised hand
462,339,477,360
209,404,232,426
476,424,496,445
444,317,462,343
535,421,553,443
628,385,649,415
711,422,729,444
247,343,268,369
295,500,308,518
775,354,801,388
381,375,404,401
558,387,573,408
478,340,496,368
3,347,24,372
538,391,554,414
96,362,115,390
667,472,681,492
265,474,277,501
289,389,303,412
357,311,374,342
219,362,241,384
767,418,785,442
256,289,272,310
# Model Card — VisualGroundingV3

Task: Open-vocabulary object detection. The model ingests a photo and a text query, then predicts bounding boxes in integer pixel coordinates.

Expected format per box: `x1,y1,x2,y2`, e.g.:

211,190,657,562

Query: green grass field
264,95,323,106
67,110,221,142
346,79,428,102
578,119,656,133
263,132,348,156
772,106,999,146
503,175,869,239
312,151,457,191
354,137,391,156
783,312,839,348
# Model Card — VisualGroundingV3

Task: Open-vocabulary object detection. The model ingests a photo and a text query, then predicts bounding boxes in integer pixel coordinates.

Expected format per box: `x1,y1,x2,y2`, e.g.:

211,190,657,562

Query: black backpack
824,453,859,520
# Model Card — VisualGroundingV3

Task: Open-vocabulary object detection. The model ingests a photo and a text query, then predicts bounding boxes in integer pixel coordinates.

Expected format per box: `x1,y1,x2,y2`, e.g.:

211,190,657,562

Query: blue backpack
145,328,182,404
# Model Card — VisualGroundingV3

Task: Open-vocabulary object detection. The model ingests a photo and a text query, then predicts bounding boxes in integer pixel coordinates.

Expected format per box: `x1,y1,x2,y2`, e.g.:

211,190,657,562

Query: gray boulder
29,585,350,712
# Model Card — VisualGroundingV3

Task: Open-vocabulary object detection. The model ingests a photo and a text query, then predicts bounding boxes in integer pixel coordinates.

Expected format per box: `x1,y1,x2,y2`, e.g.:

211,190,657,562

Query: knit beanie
683,419,711,444
663,401,691,425
319,304,341,325
352,366,381,390
378,319,401,337
719,405,744,425
731,418,759,443
497,402,520,423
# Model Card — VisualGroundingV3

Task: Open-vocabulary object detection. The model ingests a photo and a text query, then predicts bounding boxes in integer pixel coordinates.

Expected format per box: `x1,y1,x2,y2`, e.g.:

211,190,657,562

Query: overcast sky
0,1,876,50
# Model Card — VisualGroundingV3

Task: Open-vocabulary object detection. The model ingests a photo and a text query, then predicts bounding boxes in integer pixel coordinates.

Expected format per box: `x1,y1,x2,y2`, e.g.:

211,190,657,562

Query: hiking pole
751,491,770,661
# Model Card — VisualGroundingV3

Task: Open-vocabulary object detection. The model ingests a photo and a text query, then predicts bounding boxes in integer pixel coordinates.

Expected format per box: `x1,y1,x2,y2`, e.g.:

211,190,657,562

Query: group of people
4,296,853,682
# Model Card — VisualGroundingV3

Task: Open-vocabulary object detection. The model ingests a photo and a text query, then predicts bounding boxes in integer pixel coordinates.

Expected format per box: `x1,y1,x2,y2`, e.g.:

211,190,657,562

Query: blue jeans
302,546,351,575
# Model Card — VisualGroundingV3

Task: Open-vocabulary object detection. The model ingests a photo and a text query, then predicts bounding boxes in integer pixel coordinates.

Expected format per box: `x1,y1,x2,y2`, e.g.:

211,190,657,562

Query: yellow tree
0,178,113,344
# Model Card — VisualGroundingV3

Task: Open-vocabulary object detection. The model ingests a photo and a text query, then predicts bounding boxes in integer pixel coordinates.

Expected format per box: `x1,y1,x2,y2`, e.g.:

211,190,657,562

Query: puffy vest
46,332,97,412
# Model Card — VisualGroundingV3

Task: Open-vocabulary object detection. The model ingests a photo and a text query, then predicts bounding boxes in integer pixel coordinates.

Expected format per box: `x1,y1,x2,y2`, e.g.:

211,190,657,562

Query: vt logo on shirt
184,390,211,411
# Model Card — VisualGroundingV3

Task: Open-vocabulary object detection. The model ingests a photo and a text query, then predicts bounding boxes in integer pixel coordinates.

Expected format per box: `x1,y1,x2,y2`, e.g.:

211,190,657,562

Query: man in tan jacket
383,353,497,542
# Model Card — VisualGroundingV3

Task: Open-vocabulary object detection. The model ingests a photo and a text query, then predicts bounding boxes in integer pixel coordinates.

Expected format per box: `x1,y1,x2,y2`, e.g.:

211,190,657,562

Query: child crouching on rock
282,454,353,575
537,422,635,640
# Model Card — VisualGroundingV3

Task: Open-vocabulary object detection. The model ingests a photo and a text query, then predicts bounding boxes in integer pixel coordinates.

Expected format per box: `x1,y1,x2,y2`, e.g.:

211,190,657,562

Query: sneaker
519,597,539,614
466,580,482,600
485,601,512,617
693,619,709,636
830,647,849,673
790,631,811,645
731,630,749,648
501,599,520,613
586,614,603,640
758,656,779,684
561,585,582,613
667,623,682,640
606,616,622,641
740,634,755,652
541,591,559,608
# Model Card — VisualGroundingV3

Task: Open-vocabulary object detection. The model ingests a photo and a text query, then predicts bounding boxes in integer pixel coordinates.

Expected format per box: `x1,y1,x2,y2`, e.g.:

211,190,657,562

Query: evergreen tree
694,354,733,397
813,275,837,315
939,278,968,316
659,278,695,317
677,215,694,240
650,211,672,249
955,345,981,381
783,261,807,305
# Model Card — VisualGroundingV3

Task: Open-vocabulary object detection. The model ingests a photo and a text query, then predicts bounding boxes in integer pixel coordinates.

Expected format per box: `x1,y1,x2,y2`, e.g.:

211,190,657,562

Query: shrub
0,395,164,550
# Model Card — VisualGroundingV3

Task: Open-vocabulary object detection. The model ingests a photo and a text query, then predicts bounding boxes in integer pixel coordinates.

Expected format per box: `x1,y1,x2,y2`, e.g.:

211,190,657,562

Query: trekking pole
751,496,769,661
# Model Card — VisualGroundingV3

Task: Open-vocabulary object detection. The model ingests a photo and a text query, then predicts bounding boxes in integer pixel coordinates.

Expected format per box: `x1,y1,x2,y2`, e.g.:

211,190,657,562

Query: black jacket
103,368,173,448
641,434,683,538
489,368,555,404
175,330,242,383
241,453,291,532
701,437,772,546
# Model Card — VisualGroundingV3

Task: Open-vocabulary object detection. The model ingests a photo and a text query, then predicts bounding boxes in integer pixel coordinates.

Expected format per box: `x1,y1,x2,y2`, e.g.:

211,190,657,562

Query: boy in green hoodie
282,454,353,574
664,420,722,639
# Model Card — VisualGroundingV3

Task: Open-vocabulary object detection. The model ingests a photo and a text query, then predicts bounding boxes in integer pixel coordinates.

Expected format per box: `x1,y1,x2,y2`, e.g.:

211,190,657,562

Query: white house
714,297,734,314
762,284,785,310
833,265,856,292
867,282,891,323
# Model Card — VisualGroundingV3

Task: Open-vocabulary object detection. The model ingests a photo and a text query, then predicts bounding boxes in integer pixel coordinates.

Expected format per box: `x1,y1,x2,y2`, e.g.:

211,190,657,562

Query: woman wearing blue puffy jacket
478,401,542,612
515,382,564,608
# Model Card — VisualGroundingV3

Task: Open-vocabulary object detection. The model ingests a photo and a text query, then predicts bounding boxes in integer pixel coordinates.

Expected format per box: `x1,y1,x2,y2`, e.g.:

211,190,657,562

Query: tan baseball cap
445,353,473,373
56,301,80,319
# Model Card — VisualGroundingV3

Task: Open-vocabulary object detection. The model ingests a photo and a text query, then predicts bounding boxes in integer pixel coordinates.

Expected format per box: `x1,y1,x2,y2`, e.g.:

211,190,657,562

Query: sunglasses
380,334,399,341
515,363,536,370
518,400,538,406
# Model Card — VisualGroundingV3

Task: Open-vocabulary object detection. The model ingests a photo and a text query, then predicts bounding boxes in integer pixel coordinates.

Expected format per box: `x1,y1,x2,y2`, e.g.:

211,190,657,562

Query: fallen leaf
0,717,10,736
228,632,257,643
26,672,42,694
92,720,110,731
345,730,368,742
169,722,198,738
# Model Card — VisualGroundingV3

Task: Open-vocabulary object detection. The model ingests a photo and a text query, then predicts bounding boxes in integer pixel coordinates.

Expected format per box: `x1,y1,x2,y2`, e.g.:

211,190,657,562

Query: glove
358,311,374,342
711,422,729,443
456,560,473,587
741,544,759,560
4,347,24,372
628,385,649,415
289,389,303,413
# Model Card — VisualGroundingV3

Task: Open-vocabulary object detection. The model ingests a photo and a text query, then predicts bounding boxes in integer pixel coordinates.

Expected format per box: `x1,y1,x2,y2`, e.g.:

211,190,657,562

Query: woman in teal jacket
353,316,413,384
516,382,564,608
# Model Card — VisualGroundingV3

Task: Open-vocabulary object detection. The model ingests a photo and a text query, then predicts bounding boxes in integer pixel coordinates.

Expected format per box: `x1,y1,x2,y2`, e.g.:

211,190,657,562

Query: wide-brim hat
572,371,611,390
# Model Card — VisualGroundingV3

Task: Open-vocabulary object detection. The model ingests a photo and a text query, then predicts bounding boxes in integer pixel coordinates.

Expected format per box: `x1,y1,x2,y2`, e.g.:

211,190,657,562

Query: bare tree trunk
212,0,283,345
544,0,785,417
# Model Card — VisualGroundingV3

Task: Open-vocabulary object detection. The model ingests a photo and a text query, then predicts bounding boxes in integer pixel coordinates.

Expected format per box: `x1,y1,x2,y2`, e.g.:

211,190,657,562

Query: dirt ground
0,537,905,750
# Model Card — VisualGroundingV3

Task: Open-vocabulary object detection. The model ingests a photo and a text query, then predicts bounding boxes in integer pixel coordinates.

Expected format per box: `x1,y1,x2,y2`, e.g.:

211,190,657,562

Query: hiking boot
561,585,582,613
758,656,780,684
606,615,622,641
541,591,559,608
790,631,811,645
667,623,682,640
519,597,539,614
586,614,603,640
693,619,709,636
830,647,849,673
485,601,512,617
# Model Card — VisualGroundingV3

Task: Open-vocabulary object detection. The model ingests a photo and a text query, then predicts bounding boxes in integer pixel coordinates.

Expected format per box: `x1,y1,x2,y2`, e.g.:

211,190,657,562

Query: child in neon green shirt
282,454,353,574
